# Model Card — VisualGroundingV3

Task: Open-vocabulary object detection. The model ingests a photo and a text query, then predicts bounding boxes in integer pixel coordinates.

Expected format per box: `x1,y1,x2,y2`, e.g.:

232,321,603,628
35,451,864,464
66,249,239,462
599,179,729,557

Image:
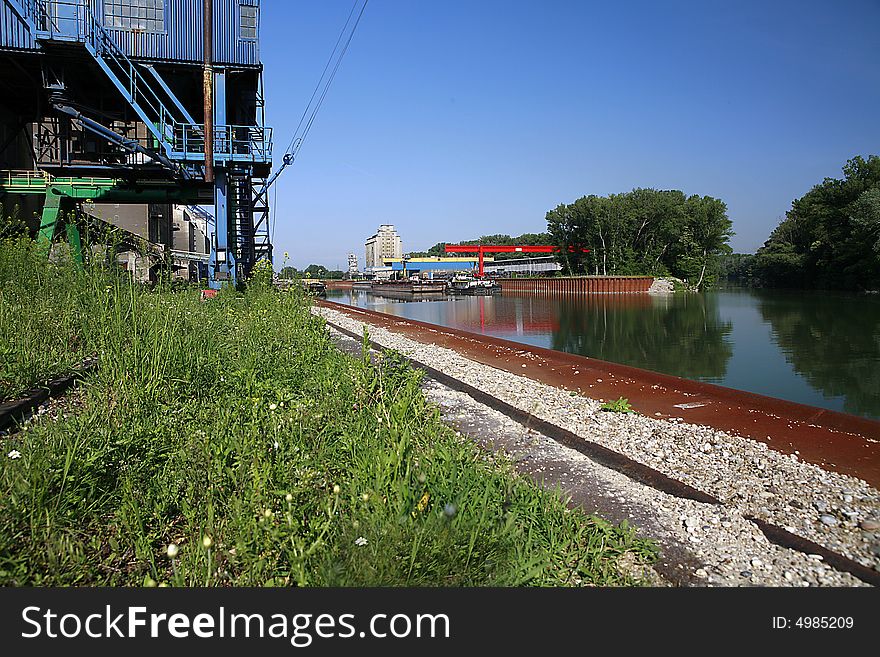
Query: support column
65,220,83,269
37,189,64,253
209,69,235,288
210,168,235,287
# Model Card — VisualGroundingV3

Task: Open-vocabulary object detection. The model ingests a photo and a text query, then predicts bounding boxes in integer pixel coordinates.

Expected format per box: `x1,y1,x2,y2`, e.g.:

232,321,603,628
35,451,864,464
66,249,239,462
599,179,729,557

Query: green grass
0,236,657,586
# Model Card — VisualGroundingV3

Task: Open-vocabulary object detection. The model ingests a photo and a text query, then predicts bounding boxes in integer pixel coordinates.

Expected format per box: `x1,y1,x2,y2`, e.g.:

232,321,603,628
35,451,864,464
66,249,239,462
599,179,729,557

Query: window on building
104,0,166,32
240,3,258,39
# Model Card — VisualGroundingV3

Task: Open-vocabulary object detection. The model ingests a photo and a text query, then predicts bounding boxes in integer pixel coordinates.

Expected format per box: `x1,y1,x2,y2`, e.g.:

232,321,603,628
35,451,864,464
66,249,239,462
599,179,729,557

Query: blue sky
261,0,880,270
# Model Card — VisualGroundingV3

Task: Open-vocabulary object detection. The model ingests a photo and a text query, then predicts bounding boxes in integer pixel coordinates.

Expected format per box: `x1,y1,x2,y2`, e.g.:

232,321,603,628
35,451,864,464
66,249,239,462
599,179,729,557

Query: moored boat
447,274,502,295
301,279,327,297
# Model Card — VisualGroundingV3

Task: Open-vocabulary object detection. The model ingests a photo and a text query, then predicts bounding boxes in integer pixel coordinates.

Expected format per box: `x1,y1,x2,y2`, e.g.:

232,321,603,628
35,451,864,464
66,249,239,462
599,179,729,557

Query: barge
302,279,327,297
368,279,448,301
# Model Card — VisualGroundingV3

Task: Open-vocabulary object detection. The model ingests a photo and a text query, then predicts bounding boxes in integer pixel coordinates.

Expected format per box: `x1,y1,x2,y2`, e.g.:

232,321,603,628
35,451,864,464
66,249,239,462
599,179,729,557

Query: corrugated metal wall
98,0,260,67
0,2,37,50
1,1,260,66
498,277,655,295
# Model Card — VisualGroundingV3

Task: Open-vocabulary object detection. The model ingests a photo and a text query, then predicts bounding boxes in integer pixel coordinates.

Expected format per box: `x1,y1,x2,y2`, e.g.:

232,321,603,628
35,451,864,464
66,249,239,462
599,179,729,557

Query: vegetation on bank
425,192,733,290
279,263,346,280
723,155,880,291
546,189,733,289
0,238,656,586
410,233,553,261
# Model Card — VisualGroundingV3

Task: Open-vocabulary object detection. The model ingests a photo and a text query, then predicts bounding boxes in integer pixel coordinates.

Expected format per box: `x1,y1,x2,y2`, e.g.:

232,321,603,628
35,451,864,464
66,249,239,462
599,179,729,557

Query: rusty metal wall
497,276,654,295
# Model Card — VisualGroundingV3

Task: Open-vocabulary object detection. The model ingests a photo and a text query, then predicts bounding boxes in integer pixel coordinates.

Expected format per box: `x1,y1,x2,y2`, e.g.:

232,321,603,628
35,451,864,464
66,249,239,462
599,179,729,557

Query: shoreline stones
315,306,880,586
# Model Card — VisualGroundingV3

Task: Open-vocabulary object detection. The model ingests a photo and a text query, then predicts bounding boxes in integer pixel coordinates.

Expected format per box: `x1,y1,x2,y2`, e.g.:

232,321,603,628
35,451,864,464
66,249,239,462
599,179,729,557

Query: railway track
321,316,880,587
0,358,97,434
3,319,877,586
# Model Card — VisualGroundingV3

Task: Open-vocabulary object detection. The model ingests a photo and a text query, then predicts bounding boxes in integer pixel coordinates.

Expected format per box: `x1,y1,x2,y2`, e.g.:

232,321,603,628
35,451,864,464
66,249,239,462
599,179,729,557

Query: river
327,287,880,420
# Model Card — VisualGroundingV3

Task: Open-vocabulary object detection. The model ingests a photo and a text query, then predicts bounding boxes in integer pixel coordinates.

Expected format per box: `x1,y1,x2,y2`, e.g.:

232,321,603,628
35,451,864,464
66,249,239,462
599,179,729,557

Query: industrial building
364,224,402,269
483,255,562,276
347,252,359,277
0,0,274,286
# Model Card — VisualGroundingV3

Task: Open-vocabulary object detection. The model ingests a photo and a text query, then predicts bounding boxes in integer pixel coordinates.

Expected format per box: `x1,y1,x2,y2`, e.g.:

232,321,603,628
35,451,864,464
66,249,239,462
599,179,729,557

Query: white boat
447,274,501,295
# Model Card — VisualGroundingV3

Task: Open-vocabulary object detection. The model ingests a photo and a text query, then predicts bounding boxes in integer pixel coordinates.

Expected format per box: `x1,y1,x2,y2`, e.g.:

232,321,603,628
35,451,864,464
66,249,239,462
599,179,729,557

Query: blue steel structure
0,0,273,284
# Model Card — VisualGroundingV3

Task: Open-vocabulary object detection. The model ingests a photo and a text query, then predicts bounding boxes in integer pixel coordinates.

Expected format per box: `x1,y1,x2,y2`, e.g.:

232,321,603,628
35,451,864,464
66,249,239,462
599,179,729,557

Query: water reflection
756,290,880,417
549,293,733,382
329,288,880,418
340,290,734,382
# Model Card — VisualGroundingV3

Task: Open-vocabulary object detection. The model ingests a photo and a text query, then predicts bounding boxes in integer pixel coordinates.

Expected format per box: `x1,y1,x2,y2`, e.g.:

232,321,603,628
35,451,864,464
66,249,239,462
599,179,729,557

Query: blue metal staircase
10,0,272,171
5,0,275,283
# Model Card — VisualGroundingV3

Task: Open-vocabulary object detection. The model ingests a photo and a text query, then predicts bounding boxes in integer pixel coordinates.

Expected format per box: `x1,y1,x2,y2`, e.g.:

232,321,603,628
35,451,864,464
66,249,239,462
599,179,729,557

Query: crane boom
445,244,589,277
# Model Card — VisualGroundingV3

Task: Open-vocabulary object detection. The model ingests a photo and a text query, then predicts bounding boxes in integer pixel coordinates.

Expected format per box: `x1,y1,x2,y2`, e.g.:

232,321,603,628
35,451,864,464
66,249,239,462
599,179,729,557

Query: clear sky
260,0,880,271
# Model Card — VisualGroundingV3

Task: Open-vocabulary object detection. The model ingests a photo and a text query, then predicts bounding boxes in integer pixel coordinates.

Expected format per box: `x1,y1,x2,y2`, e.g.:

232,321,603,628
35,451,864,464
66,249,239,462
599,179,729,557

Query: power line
284,0,360,156
286,0,369,160
294,0,369,157
270,0,369,256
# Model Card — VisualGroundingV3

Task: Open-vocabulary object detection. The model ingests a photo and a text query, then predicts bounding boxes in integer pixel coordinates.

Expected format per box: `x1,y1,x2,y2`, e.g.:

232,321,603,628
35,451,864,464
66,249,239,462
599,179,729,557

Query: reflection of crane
444,245,590,277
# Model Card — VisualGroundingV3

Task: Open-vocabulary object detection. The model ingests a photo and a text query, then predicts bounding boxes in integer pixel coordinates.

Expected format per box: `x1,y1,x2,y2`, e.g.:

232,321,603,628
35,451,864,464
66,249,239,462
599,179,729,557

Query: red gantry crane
444,245,590,277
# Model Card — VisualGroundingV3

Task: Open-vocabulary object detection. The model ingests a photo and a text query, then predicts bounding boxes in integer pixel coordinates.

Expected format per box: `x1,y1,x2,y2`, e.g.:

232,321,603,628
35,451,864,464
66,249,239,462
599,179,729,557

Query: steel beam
36,188,63,249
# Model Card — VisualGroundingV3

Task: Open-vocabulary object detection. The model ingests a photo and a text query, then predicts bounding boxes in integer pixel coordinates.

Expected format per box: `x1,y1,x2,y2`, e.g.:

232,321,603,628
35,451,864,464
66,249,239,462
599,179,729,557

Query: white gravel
315,305,880,586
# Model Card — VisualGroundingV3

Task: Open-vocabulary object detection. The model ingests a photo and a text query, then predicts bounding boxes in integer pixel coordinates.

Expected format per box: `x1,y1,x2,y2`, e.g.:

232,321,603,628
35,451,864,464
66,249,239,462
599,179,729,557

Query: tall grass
0,237,656,586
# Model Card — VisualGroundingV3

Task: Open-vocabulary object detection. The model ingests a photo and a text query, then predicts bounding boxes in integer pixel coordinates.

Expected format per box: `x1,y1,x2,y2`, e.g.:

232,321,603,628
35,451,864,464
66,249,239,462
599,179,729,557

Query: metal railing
11,0,53,31
0,169,52,188
172,124,273,163
19,1,271,164
0,169,123,190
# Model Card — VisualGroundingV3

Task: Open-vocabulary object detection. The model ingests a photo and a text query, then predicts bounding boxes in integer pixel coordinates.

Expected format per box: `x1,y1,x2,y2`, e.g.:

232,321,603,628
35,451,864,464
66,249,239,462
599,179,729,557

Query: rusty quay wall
498,276,653,295
324,280,354,289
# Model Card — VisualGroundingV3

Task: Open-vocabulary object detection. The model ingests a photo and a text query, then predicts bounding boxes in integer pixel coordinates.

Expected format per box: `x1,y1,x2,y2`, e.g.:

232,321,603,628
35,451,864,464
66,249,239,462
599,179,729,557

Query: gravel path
315,305,880,586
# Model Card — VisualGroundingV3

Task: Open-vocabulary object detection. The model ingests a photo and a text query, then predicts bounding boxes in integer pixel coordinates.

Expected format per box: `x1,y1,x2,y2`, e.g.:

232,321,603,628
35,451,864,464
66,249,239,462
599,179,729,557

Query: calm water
327,288,880,420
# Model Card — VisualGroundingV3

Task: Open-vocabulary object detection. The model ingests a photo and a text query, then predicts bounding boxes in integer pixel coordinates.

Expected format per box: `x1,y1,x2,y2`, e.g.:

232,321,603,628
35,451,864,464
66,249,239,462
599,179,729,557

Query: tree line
410,233,553,261
723,155,880,290
419,191,734,289
545,189,733,289
279,264,345,280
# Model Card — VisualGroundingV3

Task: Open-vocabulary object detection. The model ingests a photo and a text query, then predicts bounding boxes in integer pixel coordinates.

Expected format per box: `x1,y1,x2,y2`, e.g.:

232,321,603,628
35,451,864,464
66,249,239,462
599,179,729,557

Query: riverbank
314,303,880,586
0,238,655,586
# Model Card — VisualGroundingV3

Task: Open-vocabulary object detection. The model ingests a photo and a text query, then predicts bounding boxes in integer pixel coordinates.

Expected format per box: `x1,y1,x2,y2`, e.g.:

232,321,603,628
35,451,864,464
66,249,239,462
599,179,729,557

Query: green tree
279,266,298,279
682,195,734,290
304,264,329,278
418,233,553,261
850,186,880,255
753,155,880,290
546,188,732,287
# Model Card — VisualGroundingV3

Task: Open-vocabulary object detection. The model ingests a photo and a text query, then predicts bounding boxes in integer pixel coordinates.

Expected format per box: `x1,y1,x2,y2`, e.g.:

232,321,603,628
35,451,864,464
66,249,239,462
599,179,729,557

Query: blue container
0,1,38,50
1,1,261,67
99,0,261,67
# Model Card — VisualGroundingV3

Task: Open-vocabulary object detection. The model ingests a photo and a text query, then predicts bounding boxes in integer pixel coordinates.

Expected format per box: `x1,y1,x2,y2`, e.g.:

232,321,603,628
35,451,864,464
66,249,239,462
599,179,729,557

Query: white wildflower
354,537,368,547
166,543,179,558
269,403,277,411
7,450,21,460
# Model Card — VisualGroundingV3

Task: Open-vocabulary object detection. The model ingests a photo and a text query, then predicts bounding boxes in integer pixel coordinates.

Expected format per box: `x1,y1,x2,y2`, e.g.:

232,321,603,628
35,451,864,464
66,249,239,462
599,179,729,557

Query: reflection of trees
756,291,880,417
551,294,733,381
